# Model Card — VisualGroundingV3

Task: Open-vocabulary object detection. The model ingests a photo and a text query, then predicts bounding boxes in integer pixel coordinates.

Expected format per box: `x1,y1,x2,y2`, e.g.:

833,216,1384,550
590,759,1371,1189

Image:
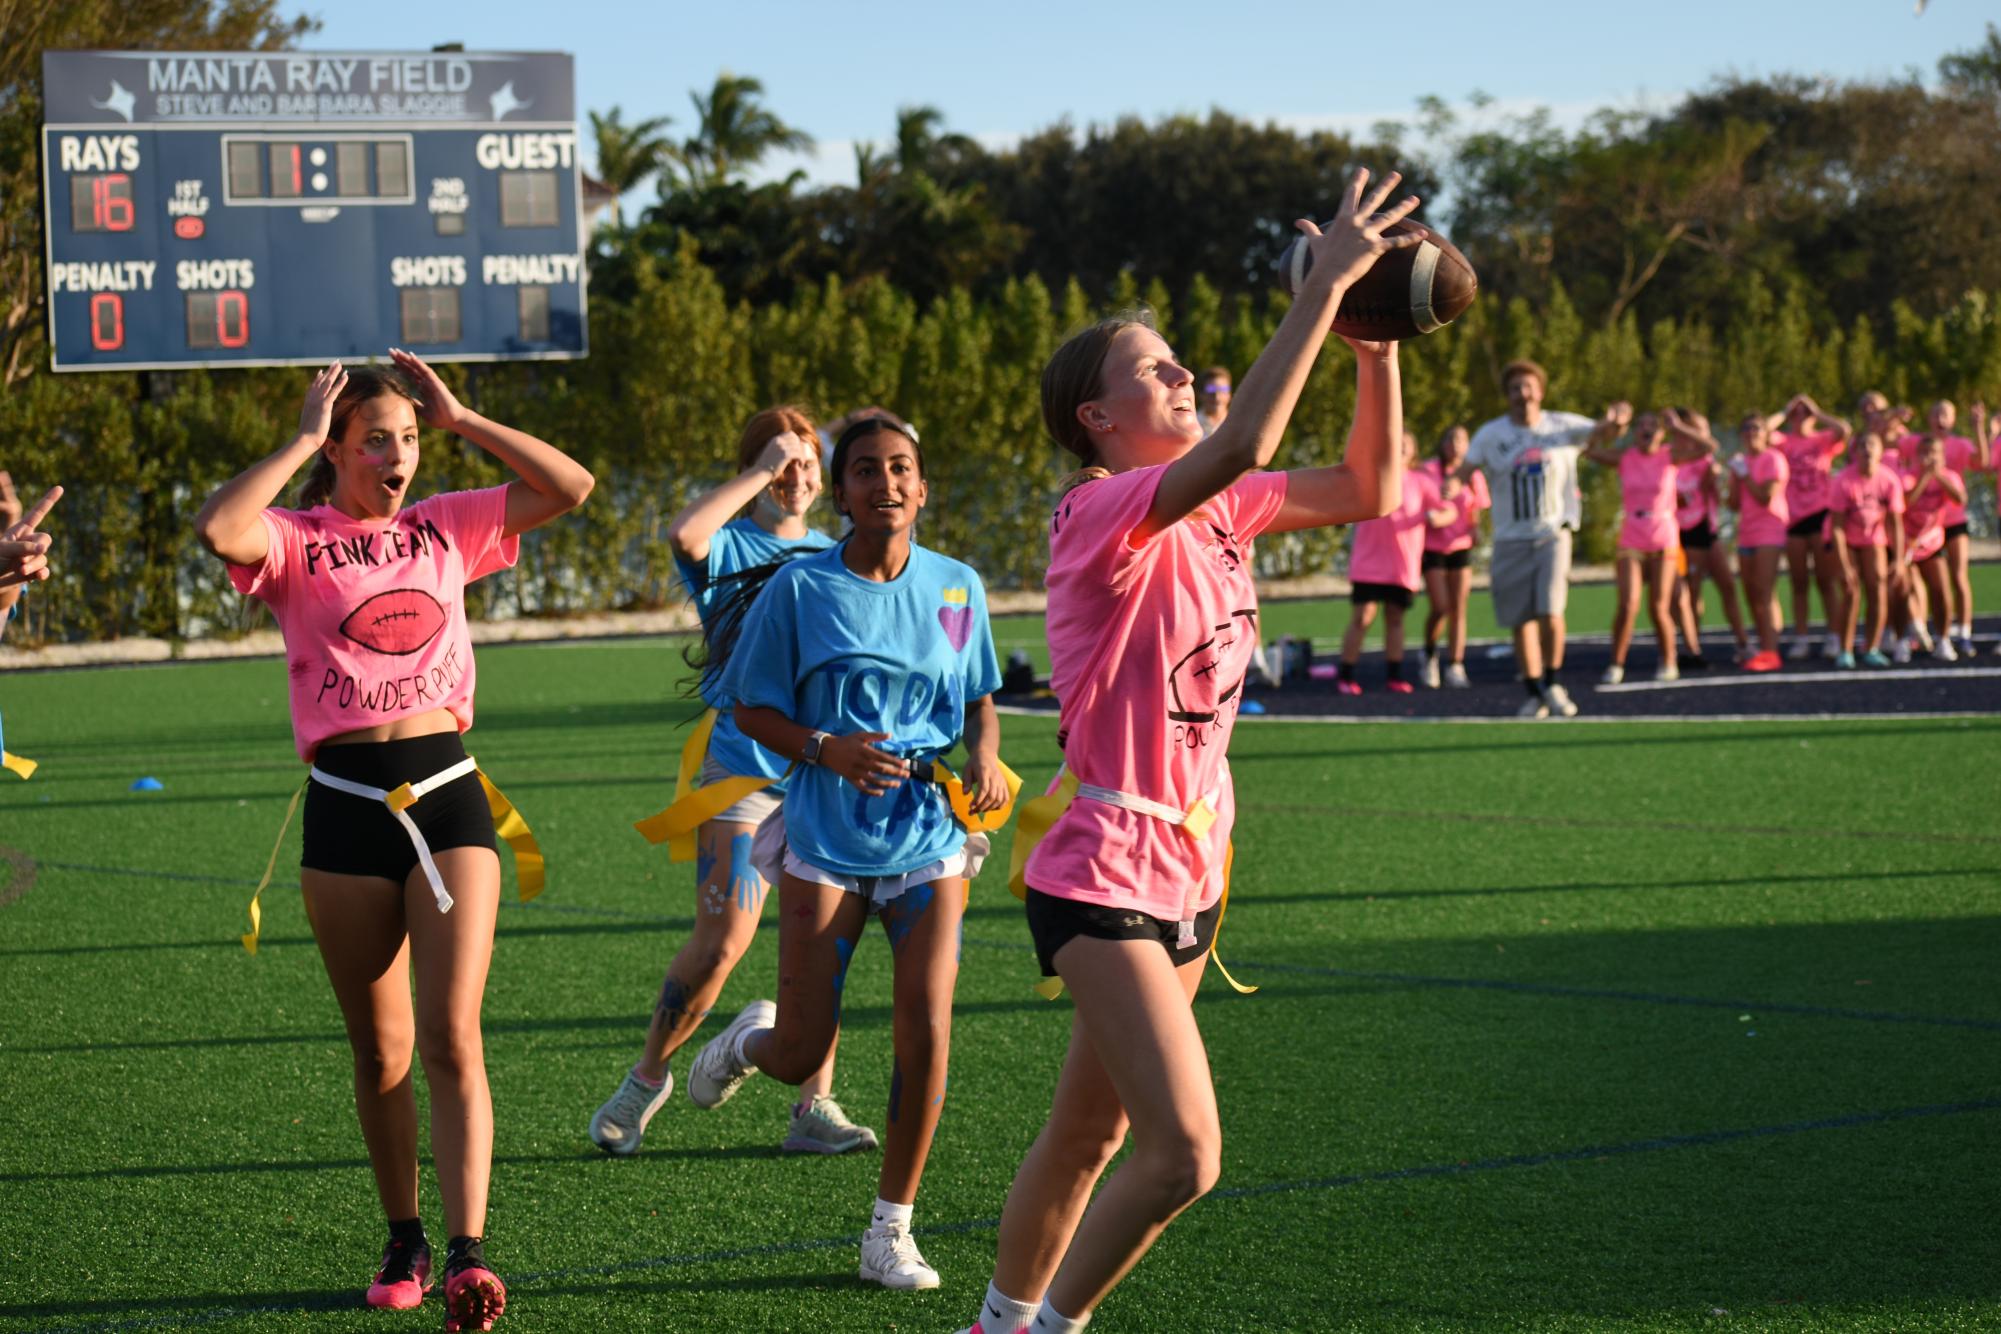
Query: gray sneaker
688,999,775,1108
1516,695,1551,720
589,1067,673,1156
1546,682,1580,717
783,1095,880,1154
1442,662,1470,689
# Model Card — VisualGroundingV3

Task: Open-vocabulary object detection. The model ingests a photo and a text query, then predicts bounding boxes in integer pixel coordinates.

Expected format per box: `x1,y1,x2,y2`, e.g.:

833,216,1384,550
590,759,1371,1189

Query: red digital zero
173,216,205,240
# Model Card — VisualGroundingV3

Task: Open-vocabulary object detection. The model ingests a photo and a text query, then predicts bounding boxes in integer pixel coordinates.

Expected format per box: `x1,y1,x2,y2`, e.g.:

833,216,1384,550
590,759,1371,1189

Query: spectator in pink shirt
964,168,1421,1334
1669,441,1749,668
1418,424,1487,687
1336,431,1449,695
1901,401,1979,658
1901,433,1969,660
1825,430,1906,668
1584,409,1710,684
1770,393,1850,660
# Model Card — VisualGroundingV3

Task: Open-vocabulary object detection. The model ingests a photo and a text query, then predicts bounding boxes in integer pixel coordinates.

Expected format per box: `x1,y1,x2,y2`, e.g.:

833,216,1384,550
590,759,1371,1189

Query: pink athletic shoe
443,1266,506,1332
1335,679,1363,696
1386,679,1414,694
365,1238,432,1310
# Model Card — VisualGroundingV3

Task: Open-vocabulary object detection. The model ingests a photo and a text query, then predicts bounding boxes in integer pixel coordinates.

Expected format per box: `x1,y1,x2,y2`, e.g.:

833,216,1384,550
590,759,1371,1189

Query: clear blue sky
297,0,1991,187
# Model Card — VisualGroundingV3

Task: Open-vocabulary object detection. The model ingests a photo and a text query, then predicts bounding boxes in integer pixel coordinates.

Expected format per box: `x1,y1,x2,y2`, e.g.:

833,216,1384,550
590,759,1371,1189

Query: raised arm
1798,394,1852,442
1266,344,1406,530
389,349,594,539
1664,407,1717,463
1578,403,1633,467
195,362,346,566
1138,169,1421,542
1973,401,1993,471
666,432,817,562
0,475,62,599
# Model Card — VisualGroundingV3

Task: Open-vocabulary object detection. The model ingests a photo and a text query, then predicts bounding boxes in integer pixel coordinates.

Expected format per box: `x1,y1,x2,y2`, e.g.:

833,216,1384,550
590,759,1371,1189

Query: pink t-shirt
1617,447,1679,552
1421,459,1489,553
1894,435,1976,526
1029,465,1289,923
1674,459,1715,531
1348,467,1439,590
1731,449,1791,548
1902,465,1962,564
1775,430,1845,516
1825,466,1905,549
229,486,519,762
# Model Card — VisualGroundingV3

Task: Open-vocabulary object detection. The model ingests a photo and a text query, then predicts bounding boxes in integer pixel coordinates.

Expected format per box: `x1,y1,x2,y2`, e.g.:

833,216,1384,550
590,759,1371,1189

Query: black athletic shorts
1421,548,1472,572
1680,518,1716,550
1944,522,1970,542
1024,887,1221,977
1786,509,1827,540
302,732,496,882
1350,581,1415,608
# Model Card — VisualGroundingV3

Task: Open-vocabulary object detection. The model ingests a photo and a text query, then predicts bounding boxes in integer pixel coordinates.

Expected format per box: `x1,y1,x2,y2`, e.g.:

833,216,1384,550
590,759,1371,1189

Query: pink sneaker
1386,679,1414,694
443,1265,506,1332
365,1238,432,1310
1336,679,1363,696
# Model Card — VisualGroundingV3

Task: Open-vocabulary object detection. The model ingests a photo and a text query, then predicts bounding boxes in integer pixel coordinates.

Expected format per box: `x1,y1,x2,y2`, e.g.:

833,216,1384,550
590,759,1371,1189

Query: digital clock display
41,49,586,372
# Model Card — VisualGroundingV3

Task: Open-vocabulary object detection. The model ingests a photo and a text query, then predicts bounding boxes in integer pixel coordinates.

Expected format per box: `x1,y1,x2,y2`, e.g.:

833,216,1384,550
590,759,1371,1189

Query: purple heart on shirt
938,605,972,651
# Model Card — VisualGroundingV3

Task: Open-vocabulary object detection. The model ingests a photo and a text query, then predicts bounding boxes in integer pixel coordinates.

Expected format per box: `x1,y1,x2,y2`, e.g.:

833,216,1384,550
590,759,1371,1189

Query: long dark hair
296,366,425,508
682,414,926,701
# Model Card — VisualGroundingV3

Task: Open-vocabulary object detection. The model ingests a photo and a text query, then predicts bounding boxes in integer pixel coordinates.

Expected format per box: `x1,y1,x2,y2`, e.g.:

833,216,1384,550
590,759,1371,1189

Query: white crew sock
870,1197,913,1230
977,1281,1039,1334
1030,1302,1089,1333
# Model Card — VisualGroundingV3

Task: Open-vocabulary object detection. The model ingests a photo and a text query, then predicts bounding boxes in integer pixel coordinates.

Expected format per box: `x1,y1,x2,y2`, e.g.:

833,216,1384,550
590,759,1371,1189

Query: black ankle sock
1524,675,1545,699
388,1218,427,1250
1386,658,1405,681
1336,661,1357,682
445,1236,486,1276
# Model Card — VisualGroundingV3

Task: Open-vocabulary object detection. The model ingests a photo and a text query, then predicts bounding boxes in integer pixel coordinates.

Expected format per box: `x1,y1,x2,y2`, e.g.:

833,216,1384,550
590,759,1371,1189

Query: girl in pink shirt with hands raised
195,353,593,1333
1825,430,1905,669
961,168,1422,1334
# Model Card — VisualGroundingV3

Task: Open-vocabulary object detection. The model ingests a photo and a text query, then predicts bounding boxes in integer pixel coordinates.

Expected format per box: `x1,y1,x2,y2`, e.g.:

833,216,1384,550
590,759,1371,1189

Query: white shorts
750,808,988,909
699,753,784,828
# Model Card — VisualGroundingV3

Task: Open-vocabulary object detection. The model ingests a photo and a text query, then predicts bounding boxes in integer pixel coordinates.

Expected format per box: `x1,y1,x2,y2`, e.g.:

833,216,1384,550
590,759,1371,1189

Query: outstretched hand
299,362,347,442
0,477,62,589
388,348,466,431
1294,168,1423,299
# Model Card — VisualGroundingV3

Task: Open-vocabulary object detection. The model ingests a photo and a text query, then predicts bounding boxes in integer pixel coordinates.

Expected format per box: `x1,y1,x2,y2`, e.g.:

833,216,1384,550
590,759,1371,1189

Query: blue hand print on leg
728,832,762,913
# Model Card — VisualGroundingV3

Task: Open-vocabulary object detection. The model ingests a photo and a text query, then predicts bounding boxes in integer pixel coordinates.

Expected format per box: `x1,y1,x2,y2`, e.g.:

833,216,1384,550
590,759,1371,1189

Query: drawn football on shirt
1276,217,1478,340
340,589,447,655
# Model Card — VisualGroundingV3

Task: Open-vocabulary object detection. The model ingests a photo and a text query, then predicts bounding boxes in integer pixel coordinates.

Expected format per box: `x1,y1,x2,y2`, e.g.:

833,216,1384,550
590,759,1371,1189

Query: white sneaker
1517,695,1551,720
589,1067,674,1156
1654,663,1680,682
1443,663,1471,689
1824,633,1843,658
687,999,775,1108
1599,664,1624,686
1546,683,1579,717
859,1221,940,1290
1891,637,1912,664
1787,637,1811,661
1935,636,1958,662
1421,653,1441,689
1911,624,1934,653
783,1095,880,1154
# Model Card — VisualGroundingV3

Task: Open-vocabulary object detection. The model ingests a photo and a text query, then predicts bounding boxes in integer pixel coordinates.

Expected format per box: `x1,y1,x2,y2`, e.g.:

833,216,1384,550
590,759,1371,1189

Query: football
1276,218,1478,340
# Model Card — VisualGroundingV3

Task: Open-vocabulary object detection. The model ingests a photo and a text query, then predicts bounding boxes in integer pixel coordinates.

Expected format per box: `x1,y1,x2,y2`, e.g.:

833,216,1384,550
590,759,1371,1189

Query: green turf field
0,644,1997,1332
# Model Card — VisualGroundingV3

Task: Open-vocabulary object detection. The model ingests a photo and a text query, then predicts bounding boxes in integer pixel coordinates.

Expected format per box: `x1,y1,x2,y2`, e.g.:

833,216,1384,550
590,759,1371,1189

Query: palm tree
588,106,677,226
892,105,978,176
681,72,813,191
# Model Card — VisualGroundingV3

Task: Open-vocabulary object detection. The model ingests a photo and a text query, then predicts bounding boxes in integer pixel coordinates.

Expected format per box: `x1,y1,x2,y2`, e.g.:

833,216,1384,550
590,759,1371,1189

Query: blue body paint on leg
728,832,761,912
887,1059,903,1124
831,936,855,1018
883,881,935,951
695,841,717,889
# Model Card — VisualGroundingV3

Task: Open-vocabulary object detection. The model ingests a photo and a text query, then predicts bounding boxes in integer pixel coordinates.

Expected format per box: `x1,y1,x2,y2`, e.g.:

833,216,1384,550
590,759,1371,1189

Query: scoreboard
41,50,588,371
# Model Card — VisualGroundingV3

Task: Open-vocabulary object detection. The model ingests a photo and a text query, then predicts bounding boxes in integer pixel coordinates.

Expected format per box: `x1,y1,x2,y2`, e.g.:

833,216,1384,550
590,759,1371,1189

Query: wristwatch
801,731,831,765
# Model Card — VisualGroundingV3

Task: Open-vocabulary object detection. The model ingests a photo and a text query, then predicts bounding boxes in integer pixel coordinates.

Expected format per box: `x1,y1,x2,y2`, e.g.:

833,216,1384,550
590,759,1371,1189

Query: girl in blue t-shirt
689,416,1009,1292
590,407,879,1161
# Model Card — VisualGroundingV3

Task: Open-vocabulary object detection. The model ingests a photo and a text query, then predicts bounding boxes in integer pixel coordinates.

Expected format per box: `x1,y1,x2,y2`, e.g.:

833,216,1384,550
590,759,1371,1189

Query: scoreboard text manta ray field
41,50,587,372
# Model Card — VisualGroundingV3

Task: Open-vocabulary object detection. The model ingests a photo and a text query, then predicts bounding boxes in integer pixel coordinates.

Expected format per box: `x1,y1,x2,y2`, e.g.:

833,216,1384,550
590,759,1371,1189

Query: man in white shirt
1462,360,1629,718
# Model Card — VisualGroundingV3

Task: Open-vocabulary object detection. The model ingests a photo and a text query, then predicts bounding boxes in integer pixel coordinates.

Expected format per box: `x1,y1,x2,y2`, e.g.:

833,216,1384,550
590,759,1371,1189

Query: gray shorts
699,753,784,828
1490,531,1572,627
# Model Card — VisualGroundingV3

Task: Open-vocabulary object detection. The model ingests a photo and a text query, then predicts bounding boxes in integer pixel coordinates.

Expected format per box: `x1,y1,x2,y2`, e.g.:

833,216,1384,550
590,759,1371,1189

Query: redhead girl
195,353,593,1332
962,168,1421,1334
1825,430,1906,669
591,406,879,1159
1418,424,1488,687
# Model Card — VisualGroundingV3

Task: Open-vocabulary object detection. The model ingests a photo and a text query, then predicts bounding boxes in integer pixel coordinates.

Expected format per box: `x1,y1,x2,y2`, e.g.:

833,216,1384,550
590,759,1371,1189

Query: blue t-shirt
674,517,834,784
722,540,1001,877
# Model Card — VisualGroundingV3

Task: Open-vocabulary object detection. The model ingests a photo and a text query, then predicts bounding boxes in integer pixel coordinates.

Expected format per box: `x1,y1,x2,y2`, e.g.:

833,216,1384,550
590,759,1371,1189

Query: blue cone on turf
130,776,163,792
1240,699,1266,715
